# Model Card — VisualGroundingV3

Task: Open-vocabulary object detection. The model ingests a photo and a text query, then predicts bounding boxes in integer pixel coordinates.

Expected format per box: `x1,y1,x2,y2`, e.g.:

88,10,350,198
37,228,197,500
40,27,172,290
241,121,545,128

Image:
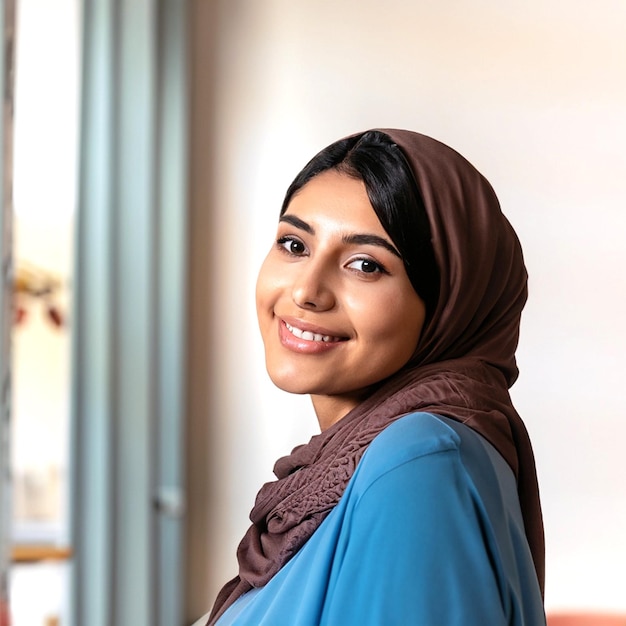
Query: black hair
281,130,440,319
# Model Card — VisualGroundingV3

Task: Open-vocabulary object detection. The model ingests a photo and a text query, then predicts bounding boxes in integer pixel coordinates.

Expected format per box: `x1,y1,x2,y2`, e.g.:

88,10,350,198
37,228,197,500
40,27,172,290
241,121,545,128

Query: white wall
202,0,626,613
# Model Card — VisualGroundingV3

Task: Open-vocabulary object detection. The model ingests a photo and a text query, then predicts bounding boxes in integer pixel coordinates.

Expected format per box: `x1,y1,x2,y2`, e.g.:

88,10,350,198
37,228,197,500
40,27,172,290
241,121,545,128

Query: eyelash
276,235,307,256
275,236,389,276
347,257,388,275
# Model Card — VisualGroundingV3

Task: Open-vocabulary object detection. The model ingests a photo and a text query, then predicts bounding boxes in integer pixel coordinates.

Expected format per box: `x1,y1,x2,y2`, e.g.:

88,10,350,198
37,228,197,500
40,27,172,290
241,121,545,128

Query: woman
203,129,545,625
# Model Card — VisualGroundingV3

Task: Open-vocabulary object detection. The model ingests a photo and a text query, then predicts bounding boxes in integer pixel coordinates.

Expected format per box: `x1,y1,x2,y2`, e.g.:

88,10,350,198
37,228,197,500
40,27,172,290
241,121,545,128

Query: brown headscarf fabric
208,129,544,625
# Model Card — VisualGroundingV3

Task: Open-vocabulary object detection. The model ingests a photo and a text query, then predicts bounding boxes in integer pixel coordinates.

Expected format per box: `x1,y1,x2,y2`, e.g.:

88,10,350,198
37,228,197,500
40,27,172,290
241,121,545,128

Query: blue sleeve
320,449,508,626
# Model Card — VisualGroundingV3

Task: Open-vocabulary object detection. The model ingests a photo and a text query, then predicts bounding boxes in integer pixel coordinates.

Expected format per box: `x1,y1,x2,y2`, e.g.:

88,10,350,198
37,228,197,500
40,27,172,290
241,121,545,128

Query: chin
267,370,316,396
265,361,336,396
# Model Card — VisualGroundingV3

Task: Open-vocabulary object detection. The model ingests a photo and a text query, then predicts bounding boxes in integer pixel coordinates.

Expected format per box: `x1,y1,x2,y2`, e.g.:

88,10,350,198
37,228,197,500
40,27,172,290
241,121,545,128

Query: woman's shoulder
353,411,513,501
355,412,462,480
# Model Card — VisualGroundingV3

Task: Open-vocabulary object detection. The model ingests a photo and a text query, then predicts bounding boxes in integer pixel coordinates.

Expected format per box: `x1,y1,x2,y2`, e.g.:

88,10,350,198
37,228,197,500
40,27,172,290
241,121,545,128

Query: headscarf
208,129,544,624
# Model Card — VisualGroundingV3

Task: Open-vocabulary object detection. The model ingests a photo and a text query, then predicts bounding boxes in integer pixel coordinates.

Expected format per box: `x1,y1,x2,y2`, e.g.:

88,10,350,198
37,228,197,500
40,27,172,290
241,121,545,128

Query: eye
276,236,307,256
346,258,386,275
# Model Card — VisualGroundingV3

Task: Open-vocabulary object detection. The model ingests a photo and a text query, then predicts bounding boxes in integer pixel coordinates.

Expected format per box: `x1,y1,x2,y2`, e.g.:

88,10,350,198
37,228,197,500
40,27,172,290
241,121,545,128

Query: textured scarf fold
208,129,544,625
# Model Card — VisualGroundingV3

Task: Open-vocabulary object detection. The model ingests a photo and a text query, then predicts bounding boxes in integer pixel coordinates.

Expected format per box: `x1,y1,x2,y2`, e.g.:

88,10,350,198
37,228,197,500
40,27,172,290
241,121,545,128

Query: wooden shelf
11,544,72,563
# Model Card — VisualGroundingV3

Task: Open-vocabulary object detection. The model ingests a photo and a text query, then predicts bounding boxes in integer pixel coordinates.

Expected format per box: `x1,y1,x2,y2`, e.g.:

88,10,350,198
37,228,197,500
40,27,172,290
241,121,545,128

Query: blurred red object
47,305,63,327
547,613,626,626
14,306,27,325
0,599,9,626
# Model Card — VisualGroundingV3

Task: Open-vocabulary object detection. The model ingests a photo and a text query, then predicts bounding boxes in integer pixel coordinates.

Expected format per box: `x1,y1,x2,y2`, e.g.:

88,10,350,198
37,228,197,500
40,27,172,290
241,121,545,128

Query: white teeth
285,322,336,343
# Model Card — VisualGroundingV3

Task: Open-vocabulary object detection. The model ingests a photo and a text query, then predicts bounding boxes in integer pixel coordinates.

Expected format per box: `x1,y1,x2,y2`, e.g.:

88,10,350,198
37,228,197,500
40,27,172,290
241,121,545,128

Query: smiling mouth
284,322,345,343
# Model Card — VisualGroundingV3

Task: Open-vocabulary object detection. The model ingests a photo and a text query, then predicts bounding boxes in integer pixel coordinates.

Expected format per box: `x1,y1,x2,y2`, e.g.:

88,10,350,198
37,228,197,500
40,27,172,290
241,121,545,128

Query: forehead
285,170,384,233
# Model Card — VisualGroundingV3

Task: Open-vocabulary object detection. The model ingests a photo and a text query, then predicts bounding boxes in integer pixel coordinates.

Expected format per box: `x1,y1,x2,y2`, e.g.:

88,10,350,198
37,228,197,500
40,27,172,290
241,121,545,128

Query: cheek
356,293,425,358
255,258,271,320
255,254,284,318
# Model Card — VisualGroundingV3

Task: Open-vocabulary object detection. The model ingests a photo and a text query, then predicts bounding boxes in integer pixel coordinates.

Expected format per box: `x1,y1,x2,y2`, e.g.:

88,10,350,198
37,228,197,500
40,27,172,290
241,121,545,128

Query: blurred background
2,0,625,624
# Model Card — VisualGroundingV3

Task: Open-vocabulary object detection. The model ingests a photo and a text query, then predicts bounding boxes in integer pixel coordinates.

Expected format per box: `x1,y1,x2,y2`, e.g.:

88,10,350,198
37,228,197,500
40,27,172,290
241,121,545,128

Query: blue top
212,412,545,626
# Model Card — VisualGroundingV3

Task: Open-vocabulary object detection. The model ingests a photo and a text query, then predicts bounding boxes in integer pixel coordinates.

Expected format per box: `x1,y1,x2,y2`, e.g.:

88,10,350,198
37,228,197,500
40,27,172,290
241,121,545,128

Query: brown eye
277,236,307,255
360,260,380,273
347,258,384,274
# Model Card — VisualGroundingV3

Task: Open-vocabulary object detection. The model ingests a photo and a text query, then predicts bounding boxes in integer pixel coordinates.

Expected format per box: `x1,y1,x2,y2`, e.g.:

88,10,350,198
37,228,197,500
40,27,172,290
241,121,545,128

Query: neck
311,393,363,431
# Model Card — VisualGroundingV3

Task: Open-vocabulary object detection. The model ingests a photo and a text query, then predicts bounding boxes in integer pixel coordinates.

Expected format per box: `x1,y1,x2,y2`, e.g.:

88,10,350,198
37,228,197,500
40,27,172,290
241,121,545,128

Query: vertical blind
71,1,188,624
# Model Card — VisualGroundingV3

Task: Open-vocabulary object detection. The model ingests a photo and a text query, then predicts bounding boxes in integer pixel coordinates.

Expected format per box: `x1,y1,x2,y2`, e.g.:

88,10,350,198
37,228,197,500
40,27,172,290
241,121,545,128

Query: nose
291,260,335,311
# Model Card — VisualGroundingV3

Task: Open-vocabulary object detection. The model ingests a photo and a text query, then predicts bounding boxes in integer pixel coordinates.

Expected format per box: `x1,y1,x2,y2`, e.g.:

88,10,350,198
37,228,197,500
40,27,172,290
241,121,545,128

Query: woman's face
256,170,426,428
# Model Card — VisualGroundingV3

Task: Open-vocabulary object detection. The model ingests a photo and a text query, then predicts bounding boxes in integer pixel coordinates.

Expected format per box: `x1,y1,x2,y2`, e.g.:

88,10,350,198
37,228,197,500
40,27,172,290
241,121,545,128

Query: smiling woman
201,130,546,625
256,171,426,429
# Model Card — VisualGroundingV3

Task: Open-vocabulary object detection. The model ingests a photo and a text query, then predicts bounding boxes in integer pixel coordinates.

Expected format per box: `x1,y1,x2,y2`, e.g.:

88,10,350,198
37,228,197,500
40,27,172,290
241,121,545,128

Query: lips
277,317,347,354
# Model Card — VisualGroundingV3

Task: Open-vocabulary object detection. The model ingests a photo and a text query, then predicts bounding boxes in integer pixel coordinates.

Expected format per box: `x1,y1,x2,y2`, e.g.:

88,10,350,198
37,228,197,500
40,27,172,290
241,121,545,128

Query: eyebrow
342,234,401,258
279,214,401,258
279,214,314,233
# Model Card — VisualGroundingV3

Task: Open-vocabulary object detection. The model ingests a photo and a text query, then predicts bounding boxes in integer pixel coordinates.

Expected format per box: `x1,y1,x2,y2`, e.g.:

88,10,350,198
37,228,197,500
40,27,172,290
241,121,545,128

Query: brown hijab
208,129,544,624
